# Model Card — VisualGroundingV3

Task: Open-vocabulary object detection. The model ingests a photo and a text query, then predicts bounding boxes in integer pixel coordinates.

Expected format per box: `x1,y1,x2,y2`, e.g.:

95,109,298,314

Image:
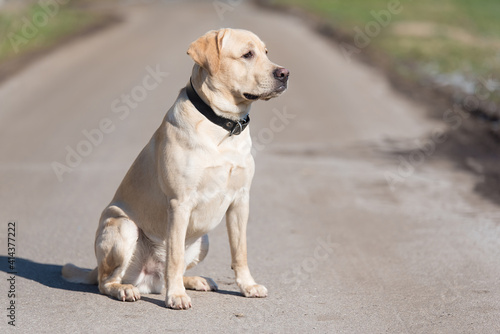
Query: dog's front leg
226,197,268,298
165,200,192,309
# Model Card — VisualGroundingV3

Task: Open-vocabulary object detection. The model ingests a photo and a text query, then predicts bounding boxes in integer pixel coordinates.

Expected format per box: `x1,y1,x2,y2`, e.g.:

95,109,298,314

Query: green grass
275,0,500,96
0,1,101,64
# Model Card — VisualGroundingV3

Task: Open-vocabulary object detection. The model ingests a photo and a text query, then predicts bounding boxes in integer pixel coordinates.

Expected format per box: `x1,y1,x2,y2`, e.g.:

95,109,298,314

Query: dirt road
1,1,499,333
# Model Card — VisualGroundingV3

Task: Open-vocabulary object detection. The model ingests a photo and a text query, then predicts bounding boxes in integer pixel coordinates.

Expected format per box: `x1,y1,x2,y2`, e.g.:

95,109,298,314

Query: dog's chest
187,159,250,235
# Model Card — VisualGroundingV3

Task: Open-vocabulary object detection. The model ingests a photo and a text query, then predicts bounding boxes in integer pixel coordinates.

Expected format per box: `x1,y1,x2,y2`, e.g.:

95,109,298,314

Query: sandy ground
1,1,499,333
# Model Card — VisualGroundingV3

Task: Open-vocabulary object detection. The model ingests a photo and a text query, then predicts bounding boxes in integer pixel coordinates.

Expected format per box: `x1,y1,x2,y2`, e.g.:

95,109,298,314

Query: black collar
186,78,250,136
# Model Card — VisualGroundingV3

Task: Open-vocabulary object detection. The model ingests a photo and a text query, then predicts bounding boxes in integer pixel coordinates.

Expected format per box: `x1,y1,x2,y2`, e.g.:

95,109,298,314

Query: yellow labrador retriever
62,28,289,309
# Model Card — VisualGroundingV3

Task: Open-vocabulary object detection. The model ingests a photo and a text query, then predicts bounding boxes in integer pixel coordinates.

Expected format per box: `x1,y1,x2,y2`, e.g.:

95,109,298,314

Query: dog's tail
62,263,98,285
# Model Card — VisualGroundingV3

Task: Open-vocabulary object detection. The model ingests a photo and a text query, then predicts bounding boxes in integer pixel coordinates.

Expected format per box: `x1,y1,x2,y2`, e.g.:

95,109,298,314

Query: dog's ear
187,29,228,75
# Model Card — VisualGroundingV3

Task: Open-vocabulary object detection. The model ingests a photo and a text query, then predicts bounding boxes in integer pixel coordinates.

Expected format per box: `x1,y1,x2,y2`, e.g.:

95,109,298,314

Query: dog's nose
273,67,290,82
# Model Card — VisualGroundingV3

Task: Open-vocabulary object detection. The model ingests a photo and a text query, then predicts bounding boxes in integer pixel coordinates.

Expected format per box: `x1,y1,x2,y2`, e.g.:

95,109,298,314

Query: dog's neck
186,78,250,136
190,67,251,121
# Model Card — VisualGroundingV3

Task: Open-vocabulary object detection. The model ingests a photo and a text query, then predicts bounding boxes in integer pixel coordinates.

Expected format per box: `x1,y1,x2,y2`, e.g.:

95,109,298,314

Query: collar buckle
230,120,244,136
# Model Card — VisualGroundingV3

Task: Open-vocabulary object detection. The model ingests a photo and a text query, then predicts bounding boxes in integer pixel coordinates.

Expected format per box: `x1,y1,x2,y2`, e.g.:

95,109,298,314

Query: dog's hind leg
183,234,218,291
95,207,141,302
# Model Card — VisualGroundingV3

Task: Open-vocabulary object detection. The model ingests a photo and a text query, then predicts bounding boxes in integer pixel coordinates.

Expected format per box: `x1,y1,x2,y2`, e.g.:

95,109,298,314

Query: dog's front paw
117,284,141,302
240,284,268,298
166,293,192,310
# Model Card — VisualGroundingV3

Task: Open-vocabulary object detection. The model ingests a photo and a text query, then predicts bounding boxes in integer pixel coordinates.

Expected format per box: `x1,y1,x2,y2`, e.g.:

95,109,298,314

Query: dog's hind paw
117,284,141,302
183,276,218,292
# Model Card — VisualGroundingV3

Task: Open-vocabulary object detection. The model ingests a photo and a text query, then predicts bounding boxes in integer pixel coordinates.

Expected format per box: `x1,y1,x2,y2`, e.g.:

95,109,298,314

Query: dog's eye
242,51,253,59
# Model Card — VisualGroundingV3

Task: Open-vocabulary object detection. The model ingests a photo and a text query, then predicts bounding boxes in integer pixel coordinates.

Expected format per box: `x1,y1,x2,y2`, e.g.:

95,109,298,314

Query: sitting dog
62,28,289,309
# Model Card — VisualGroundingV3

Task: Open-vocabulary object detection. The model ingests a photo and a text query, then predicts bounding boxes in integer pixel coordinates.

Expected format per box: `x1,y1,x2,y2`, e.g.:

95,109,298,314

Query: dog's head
187,28,289,110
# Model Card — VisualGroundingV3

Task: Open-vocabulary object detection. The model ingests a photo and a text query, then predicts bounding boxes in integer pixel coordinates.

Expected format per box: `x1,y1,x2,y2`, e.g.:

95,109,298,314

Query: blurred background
264,0,500,130
2,0,499,120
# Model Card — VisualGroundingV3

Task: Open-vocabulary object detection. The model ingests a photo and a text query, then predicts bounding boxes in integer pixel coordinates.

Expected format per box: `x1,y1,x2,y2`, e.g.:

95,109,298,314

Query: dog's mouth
274,84,287,94
243,84,287,101
243,93,260,100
